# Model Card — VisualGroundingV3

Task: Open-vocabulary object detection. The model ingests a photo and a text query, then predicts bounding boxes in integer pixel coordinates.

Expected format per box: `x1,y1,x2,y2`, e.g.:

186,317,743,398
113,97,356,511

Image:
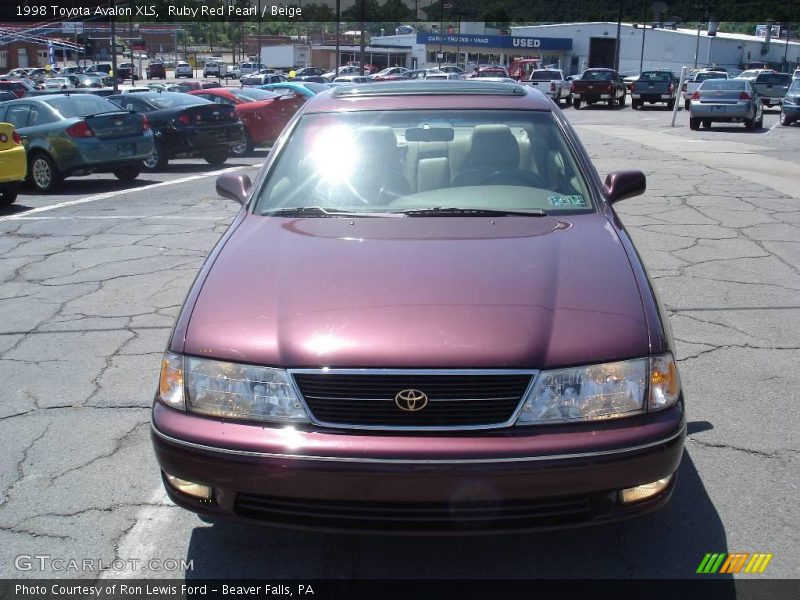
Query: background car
203,61,225,78
689,78,763,130
322,65,362,81
188,87,303,155
631,70,677,110
116,63,140,81
751,72,792,108
174,62,193,78
0,79,36,98
258,81,330,98
332,75,371,84
571,68,627,109
146,62,167,79
370,66,408,81
0,121,26,206
240,73,288,87
794,69,800,80
41,77,75,90
780,79,800,126
108,92,243,170
291,67,326,79
0,94,154,191
0,91,17,103
683,70,728,109
225,65,241,80
85,64,112,76
238,62,266,76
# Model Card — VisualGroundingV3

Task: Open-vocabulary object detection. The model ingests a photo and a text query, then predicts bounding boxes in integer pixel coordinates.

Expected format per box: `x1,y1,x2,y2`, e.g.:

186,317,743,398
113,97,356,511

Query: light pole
638,0,647,74
335,0,340,72
110,0,118,93
614,0,623,71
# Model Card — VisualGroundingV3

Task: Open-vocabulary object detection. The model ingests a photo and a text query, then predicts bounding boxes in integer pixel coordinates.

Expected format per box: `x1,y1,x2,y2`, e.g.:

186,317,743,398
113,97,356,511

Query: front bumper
160,124,244,156
57,133,154,174
0,146,27,183
782,102,800,120
632,93,672,102
690,102,754,120
151,401,685,534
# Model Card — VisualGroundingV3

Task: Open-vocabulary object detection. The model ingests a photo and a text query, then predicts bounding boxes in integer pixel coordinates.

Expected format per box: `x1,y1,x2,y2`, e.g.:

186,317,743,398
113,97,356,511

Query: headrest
467,124,519,169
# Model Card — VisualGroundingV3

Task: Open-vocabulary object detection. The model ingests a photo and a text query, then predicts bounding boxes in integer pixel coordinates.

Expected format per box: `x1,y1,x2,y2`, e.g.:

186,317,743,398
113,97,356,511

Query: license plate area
117,143,135,156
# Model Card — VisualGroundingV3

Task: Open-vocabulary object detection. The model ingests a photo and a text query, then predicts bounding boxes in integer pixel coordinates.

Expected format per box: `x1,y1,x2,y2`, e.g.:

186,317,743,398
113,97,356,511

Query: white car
332,75,371,84
203,61,225,78
424,72,463,81
793,69,800,80
238,62,266,76
225,65,241,80
174,62,193,78
323,66,361,81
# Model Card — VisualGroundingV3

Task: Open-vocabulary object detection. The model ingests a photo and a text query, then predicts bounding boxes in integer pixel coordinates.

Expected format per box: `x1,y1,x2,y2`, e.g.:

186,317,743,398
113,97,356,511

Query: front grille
234,493,605,532
292,372,533,429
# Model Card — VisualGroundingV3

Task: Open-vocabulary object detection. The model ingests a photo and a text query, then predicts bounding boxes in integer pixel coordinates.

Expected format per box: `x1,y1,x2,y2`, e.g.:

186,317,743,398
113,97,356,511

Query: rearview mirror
216,173,252,204
604,170,646,204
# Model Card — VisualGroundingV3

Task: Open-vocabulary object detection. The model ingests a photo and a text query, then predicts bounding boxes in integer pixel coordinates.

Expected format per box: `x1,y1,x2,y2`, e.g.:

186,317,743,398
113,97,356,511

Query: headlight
784,96,798,106
516,353,681,425
157,353,310,424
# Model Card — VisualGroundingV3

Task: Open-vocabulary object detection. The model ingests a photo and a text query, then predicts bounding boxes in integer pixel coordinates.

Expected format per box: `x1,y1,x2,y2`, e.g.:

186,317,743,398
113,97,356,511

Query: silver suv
203,61,221,78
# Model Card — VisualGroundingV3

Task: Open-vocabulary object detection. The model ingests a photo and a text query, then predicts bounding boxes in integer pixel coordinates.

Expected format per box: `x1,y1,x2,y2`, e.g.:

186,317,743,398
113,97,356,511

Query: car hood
183,213,650,369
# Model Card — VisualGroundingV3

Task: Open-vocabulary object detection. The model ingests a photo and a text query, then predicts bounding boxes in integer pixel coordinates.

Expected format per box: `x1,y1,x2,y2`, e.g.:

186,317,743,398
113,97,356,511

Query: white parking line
0,166,245,222
765,121,780,134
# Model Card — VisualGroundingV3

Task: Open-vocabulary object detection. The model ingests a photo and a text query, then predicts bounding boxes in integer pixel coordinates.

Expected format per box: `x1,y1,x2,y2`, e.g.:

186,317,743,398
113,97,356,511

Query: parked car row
0,78,334,202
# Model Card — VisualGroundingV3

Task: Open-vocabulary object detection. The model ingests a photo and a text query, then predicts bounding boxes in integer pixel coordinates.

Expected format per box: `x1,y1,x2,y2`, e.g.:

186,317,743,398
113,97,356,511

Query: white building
512,22,800,75
370,22,800,75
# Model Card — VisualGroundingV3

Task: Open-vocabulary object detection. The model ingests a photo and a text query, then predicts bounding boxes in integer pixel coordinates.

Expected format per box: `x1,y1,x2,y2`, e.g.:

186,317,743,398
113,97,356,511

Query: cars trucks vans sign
416,33,572,51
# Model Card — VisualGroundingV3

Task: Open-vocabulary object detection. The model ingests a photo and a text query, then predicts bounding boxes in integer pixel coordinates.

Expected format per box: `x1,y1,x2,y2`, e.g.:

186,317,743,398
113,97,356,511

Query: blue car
0,94,154,192
257,81,331,98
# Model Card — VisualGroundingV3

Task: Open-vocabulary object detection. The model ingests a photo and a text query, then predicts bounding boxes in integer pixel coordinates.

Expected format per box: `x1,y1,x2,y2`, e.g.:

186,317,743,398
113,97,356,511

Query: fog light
620,475,673,504
165,473,212,500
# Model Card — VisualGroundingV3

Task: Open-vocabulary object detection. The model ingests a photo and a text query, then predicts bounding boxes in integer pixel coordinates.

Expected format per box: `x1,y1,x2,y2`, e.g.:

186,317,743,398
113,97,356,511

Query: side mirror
216,172,252,205
604,170,646,204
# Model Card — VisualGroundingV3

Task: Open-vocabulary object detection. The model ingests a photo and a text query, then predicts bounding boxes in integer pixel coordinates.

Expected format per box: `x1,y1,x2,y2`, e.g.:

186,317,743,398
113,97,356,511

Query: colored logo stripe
697,553,773,574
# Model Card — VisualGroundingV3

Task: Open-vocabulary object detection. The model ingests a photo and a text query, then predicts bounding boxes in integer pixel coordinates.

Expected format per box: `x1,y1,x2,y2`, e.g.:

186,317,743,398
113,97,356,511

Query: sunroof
331,80,528,98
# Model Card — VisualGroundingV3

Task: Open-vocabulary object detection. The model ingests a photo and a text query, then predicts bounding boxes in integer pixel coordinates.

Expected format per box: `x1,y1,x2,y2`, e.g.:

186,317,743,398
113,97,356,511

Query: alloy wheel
32,158,52,190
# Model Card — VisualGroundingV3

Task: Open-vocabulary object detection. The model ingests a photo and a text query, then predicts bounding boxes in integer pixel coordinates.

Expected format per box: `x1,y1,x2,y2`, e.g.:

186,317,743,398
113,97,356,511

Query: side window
214,96,235,105
5,104,31,129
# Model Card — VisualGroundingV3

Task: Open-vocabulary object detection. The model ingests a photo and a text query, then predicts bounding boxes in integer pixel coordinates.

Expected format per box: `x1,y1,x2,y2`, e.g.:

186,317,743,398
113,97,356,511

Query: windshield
230,88,279,102
700,79,745,91
253,110,593,216
789,80,800,93
528,71,561,81
755,73,792,85
695,71,727,82
582,71,614,81
639,71,672,81
43,95,121,117
145,93,211,109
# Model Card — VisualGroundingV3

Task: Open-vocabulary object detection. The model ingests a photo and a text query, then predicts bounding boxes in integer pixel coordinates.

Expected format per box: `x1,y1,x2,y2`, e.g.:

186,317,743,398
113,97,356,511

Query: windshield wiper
260,207,401,218
401,207,548,217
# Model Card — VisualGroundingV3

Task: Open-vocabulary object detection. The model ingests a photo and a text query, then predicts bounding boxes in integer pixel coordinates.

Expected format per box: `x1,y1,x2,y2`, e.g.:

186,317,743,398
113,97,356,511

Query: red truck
571,68,627,109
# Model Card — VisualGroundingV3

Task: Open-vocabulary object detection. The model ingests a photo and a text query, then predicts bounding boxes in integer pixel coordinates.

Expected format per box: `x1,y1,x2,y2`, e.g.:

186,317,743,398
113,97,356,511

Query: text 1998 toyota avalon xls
152,81,685,533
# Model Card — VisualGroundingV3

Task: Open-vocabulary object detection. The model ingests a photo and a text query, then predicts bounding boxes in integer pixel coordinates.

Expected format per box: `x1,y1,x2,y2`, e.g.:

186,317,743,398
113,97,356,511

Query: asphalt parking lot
0,99,798,580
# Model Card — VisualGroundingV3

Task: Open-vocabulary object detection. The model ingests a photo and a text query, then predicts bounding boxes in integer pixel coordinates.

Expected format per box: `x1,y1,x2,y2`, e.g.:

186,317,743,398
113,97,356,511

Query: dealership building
371,22,800,74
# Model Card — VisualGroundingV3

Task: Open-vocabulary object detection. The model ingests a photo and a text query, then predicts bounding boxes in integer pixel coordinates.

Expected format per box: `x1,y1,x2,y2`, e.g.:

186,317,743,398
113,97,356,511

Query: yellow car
0,122,26,206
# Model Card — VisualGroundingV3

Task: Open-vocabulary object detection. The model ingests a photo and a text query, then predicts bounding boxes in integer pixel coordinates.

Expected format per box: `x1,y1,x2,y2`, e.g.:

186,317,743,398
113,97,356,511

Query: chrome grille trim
287,369,539,431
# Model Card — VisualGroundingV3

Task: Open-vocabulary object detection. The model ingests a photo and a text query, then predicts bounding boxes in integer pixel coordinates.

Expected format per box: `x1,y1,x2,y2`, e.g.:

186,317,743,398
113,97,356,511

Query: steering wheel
480,170,545,188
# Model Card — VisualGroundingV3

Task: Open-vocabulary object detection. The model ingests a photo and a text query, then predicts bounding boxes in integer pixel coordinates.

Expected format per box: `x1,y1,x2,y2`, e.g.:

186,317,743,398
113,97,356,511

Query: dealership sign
417,33,572,51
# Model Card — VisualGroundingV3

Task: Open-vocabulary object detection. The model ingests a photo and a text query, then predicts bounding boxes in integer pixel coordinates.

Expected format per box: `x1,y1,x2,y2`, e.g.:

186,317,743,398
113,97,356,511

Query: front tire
28,152,61,193
684,99,690,111
565,94,572,107
689,118,701,130
113,166,141,181
618,93,626,107
744,115,756,130
780,111,792,126
0,183,19,206
204,153,228,166
142,141,168,172
573,99,581,110
230,131,254,157
667,99,675,110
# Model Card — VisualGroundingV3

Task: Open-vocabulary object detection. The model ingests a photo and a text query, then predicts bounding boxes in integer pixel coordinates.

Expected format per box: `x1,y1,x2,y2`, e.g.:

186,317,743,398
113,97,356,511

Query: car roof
304,80,551,113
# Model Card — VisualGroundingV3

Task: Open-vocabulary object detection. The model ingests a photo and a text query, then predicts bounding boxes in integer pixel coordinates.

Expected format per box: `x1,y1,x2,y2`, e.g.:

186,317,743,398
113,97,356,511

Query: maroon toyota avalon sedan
152,81,685,533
